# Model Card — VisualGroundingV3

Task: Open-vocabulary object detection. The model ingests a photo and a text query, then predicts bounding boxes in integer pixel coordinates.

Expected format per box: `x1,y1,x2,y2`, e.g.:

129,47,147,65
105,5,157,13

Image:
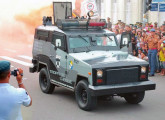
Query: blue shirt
0,83,31,120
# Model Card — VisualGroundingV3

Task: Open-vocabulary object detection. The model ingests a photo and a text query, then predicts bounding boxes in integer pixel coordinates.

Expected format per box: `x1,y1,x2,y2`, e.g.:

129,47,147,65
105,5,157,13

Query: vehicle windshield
69,36,91,49
93,36,117,47
68,35,118,53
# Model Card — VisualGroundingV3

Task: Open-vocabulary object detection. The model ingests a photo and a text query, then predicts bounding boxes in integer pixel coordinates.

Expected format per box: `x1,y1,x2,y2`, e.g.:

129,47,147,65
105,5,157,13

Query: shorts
160,61,165,69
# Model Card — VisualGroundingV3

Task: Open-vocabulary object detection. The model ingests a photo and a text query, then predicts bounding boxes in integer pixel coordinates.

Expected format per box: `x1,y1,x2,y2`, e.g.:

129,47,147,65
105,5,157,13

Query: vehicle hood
69,51,148,68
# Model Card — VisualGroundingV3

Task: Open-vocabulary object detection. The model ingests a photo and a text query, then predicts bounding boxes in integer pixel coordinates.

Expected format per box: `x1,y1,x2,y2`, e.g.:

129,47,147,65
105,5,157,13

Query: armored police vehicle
30,2,155,111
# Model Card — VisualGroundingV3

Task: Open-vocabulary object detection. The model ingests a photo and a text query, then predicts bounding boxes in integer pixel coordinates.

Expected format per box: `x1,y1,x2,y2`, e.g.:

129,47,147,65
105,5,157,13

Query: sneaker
149,74,154,77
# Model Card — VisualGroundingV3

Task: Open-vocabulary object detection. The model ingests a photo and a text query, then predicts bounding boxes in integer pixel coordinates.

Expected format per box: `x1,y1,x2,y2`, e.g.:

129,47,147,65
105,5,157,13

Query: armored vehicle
30,2,155,111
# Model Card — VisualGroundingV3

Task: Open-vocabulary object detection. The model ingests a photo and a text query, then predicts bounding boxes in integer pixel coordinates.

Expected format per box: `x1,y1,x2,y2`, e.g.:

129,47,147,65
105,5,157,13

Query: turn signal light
140,75,146,79
88,72,91,76
97,79,103,84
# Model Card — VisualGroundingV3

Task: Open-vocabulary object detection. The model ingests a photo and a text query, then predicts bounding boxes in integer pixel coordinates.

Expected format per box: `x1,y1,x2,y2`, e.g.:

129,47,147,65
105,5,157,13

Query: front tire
39,68,55,94
124,91,145,104
75,80,97,111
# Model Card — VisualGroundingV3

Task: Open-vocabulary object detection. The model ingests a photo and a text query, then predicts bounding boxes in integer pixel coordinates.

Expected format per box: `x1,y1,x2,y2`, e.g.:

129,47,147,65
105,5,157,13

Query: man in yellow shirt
159,40,165,76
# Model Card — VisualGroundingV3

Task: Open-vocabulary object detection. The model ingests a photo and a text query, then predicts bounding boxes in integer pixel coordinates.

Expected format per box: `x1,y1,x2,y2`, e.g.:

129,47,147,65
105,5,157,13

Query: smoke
15,5,53,35
0,4,53,44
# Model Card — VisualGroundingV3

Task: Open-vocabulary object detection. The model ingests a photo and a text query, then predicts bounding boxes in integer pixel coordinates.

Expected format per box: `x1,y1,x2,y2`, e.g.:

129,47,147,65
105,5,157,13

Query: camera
11,69,23,77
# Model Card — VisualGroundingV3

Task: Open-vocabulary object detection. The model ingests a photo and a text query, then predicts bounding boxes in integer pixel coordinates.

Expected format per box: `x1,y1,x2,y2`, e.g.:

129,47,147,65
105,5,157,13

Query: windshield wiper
104,34,113,41
78,35,91,52
78,35,89,43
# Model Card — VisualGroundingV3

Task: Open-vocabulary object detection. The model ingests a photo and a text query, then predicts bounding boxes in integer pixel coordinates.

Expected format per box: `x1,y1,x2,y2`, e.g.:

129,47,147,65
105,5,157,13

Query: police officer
0,61,32,120
146,29,159,76
107,17,112,31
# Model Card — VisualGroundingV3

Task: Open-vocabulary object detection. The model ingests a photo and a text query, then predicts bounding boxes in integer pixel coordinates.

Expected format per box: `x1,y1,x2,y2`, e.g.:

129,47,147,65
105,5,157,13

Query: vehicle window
69,37,91,49
37,30,49,37
94,36,117,47
52,34,65,50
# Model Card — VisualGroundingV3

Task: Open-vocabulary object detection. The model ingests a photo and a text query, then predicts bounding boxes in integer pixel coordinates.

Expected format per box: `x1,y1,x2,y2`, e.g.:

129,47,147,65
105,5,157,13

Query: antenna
65,4,68,19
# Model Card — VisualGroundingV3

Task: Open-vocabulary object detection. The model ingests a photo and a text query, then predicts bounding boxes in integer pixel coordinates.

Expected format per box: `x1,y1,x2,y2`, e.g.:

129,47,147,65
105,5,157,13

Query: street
0,40,165,120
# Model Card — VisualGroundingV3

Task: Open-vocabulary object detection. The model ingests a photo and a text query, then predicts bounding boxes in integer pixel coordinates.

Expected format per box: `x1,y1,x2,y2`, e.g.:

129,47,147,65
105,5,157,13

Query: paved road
0,40,165,120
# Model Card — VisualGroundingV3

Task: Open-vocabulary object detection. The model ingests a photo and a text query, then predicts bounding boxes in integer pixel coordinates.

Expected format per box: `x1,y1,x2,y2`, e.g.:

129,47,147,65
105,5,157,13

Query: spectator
142,43,148,55
113,29,120,43
125,25,131,33
119,28,124,34
118,20,122,25
115,24,119,30
156,30,161,39
154,22,158,30
146,29,159,76
131,29,137,53
141,52,148,61
142,30,148,43
117,21,165,76
158,33,165,75
137,49,143,59
149,24,153,30
136,31,142,49
0,61,32,120
159,40,165,76
120,22,125,29
160,25,165,33
107,17,112,31
145,23,150,34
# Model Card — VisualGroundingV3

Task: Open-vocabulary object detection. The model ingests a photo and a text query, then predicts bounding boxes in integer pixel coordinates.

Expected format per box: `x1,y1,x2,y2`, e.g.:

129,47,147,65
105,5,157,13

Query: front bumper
29,59,38,73
89,81,156,96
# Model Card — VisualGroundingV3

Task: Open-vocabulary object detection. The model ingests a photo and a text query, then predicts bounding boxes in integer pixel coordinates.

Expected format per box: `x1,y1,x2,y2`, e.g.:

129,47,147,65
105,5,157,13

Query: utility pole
158,2,160,26
143,0,153,25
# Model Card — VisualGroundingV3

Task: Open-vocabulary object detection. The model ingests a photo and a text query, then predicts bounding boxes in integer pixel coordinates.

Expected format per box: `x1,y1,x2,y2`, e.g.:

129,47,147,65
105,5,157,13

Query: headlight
141,67,146,73
97,70,103,77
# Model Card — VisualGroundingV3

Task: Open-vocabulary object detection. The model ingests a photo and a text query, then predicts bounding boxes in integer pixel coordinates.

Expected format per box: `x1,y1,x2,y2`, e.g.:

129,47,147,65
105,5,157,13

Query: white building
96,0,143,24
148,2,165,26
95,0,164,26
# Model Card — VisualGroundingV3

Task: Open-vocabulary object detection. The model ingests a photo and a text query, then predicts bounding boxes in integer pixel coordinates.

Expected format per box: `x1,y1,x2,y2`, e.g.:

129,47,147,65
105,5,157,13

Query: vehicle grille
106,67,139,85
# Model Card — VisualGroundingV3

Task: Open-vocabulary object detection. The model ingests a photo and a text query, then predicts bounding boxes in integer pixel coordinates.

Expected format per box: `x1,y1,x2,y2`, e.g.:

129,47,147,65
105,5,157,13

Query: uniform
107,21,112,30
0,84,31,120
0,61,31,120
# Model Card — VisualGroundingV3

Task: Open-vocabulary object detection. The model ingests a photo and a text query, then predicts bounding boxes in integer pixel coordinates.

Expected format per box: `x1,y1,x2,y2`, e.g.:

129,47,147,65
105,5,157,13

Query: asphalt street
0,40,165,120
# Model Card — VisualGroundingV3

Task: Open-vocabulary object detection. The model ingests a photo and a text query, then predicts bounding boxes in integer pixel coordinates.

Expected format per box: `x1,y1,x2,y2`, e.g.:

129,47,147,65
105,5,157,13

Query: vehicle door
49,32,68,85
120,32,132,54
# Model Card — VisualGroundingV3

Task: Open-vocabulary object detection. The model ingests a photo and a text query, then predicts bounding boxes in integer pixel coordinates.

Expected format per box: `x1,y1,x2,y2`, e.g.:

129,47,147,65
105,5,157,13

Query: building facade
96,0,164,26
96,0,143,25
148,1,165,26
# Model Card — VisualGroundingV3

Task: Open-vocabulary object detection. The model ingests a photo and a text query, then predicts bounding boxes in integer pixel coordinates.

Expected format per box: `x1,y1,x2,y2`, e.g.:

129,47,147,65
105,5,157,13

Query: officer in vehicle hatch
0,60,32,120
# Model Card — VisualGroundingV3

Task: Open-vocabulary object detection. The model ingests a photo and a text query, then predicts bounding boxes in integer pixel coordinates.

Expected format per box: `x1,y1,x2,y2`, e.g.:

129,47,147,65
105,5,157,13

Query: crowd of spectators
107,17,165,76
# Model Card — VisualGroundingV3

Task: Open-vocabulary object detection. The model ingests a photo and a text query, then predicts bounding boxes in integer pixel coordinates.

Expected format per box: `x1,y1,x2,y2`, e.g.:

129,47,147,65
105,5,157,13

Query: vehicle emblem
69,61,73,70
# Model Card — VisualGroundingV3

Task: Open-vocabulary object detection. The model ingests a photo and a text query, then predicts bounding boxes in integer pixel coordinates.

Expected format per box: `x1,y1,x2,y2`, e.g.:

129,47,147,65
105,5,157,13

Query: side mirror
56,39,62,47
120,32,131,49
120,32,133,54
53,39,67,51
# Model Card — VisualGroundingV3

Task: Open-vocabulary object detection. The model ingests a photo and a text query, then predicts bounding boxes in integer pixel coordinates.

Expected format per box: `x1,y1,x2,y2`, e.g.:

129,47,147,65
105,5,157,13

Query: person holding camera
0,60,32,120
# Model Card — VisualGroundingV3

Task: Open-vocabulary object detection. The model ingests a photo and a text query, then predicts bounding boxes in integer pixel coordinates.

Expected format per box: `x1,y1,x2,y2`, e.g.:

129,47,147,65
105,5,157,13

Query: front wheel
39,68,55,94
75,80,97,111
124,91,145,104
